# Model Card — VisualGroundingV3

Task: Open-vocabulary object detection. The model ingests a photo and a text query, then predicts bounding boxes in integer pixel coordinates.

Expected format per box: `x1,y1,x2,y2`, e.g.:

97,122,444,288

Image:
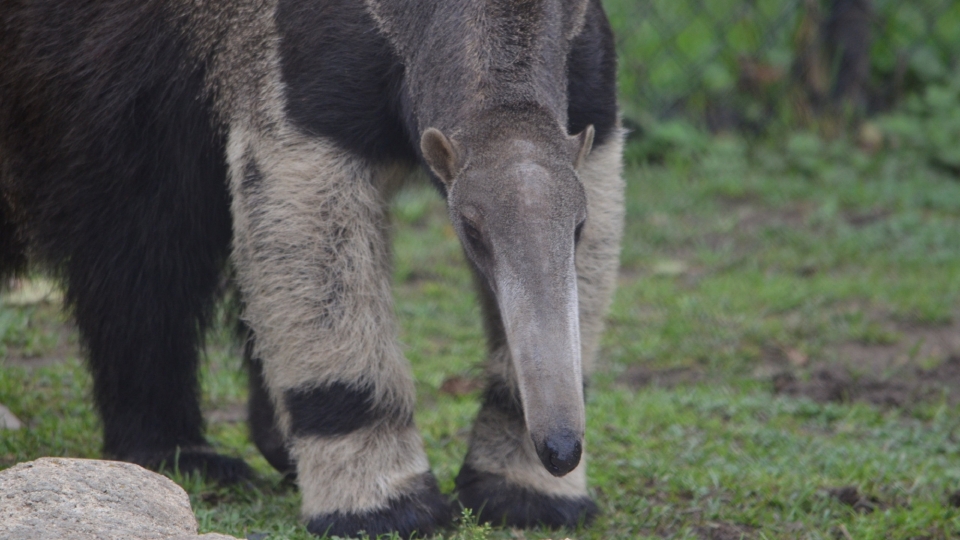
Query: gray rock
0,404,21,430
0,457,240,540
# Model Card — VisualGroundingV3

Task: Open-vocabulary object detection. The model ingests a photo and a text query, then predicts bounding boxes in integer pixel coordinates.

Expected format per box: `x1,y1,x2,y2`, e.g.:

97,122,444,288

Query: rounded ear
420,128,460,187
569,124,595,170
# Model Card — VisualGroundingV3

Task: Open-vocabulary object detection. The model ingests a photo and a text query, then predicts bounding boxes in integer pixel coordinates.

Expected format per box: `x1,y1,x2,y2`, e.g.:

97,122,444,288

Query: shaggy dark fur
566,0,619,147
0,199,25,280
0,0,247,481
276,0,416,166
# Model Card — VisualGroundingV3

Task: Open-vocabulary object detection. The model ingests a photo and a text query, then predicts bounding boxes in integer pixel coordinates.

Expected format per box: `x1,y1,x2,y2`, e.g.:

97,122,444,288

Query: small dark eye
462,220,486,253
574,220,586,244
463,221,482,241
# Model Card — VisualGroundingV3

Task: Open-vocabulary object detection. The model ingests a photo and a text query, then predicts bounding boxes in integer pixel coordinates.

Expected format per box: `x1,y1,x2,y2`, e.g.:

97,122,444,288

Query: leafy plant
878,74,960,174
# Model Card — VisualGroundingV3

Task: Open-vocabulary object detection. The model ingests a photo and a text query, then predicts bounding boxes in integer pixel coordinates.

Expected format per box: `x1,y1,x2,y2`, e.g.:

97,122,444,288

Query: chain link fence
604,0,960,132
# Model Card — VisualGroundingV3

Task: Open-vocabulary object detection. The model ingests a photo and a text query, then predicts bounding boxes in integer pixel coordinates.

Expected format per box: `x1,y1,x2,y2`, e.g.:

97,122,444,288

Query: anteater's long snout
495,244,585,477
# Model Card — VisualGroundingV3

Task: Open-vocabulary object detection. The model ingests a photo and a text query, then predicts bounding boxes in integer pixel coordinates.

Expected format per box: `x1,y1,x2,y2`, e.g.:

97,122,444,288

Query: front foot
306,472,451,539
122,447,254,485
455,464,598,528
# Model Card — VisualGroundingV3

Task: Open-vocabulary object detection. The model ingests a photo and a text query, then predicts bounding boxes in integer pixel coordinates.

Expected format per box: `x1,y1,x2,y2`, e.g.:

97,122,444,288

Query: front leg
229,128,449,538
456,132,625,528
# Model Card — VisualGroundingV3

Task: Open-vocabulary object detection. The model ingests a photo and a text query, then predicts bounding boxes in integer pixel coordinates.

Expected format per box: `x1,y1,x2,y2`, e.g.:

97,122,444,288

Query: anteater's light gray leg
455,131,625,528
228,128,449,539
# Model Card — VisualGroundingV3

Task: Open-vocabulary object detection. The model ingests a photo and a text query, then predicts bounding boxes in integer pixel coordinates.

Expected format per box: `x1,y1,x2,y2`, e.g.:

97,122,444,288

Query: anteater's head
420,106,594,477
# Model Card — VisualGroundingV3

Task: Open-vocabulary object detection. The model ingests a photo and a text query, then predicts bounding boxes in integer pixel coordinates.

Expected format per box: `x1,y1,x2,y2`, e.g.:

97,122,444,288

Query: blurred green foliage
603,0,960,130
872,0,960,91
605,0,798,124
878,74,960,174
604,0,960,173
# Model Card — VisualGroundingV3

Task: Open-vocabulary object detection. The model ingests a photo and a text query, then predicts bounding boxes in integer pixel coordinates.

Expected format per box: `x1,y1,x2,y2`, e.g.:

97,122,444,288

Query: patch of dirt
844,207,891,228
724,201,893,233
1,279,81,369
438,375,484,396
3,324,80,369
835,316,960,376
824,486,883,514
696,522,754,540
206,403,246,424
768,313,960,408
729,202,811,233
620,365,705,390
773,355,960,407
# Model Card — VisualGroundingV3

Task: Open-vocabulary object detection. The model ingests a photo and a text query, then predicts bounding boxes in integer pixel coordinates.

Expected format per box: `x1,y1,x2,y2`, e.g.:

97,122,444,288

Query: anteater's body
0,0,623,536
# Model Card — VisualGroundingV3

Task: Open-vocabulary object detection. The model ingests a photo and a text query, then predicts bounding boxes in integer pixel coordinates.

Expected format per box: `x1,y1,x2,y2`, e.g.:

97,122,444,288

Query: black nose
534,430,582,477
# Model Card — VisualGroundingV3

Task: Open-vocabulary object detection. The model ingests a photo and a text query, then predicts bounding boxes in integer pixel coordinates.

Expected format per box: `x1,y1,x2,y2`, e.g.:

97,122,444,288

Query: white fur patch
574,128,626,372
294,425,431,515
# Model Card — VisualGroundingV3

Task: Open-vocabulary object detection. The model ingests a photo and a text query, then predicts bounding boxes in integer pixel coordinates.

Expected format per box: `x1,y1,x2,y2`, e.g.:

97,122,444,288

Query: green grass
3,134,960,539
